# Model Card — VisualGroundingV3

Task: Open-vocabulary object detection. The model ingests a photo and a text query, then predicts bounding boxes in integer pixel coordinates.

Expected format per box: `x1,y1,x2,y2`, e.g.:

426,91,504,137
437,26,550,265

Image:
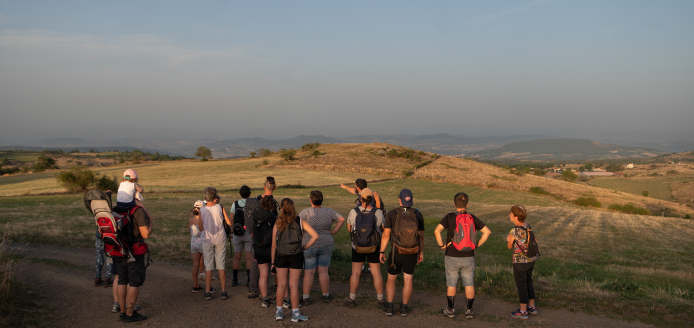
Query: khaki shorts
202,241,227,271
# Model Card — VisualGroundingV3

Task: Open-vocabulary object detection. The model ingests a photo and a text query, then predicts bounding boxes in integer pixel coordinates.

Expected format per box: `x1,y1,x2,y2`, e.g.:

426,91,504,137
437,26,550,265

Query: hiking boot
382,305,394,316
465,308,474,319
400,305,409,317
231,280,240,287
528,305,538,315
377,299,386,308
204,292,212,300
248,290,260,298
103,278,113,287
111,302,120,313
119,313,126,322
439,307,455,318
300,298,313,307
510,309,528,320
192,286,204,293
322,294,333,303
123,311,148,323
291,312,309,323
260,299,274,308
344,298,357,308
275,309,284,321
220,292,228,300
95,277,103,287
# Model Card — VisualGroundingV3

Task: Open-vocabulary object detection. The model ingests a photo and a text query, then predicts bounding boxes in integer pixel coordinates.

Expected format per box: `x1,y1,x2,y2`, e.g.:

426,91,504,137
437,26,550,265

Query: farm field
1,176,693,327
589,177,675,202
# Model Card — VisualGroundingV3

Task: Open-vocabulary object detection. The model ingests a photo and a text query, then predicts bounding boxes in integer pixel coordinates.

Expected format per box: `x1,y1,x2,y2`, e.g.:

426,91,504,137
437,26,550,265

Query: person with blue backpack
433,192,491,319
344,188,385,308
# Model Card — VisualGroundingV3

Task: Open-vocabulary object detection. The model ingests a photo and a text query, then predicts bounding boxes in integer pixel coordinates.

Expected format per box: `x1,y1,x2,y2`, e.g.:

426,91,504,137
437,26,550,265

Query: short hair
511,205,527,222
203,187,218,202
265,176,276,190
310,190,323,206
239,185,251,198
454,192,469,209
260,195,274,210
355,178,367,190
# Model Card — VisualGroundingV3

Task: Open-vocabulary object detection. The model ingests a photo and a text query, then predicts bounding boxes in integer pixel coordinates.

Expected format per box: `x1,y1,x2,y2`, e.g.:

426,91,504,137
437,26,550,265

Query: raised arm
134,183,144,193
301,221,320,249
340,184,357,195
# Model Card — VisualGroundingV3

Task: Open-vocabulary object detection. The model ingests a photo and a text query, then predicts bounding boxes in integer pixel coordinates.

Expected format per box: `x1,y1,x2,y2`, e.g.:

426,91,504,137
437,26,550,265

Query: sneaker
510,309,528,320
528,305,538,315
204,292,212,300
248,290,260,299
220,292,228,300
209,287,217,293
275,309,284,321
439,307,455,318
400,305,409,317
261,299,274,308
111,302,120,313
231,280,240,287
95,277,103,287
103,278,113,287
344,298,357,308
119,313,126,322
192,286,204,293
283,298,301,309
291,312,309,323
322,294,334,303
465,308,474,319
123,311,148,323
300,298,313,307
382,306,394,316
377,299,386,308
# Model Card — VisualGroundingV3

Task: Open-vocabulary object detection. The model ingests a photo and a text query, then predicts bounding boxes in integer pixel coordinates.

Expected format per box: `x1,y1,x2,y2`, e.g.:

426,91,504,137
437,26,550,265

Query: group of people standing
95,172,540,324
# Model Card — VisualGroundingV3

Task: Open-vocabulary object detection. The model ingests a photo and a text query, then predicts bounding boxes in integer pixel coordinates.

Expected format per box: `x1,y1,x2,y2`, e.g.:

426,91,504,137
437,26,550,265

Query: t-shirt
200,204,227,244
131,207,149,241
230,198,250,237
510,223,534,264
257,195,279,215
439,212,486,258
117,181,136,203
355,192,385,212
346,206,384,250
299,207,342,249
384,207,425,248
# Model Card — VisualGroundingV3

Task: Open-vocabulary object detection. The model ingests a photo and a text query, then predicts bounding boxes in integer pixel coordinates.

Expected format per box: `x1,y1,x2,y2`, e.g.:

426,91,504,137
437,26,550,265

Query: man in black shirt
115,206,152,323
379,189,424,317
434,192,491,319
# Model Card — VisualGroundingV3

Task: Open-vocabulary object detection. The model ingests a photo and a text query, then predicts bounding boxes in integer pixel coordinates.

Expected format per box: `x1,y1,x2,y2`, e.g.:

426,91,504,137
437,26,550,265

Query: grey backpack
276,218,303,256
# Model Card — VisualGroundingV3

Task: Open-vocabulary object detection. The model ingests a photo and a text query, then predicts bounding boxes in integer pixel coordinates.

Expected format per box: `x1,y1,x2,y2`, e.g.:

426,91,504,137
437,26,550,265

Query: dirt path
10,243,653,328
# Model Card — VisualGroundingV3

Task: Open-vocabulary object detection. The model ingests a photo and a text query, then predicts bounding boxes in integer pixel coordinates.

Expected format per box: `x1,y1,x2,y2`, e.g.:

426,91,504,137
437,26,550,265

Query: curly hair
276,198,297,232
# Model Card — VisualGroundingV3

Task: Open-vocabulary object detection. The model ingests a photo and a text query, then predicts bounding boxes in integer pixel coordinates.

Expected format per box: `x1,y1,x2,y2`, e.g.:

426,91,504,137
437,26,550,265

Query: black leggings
513,262,536,304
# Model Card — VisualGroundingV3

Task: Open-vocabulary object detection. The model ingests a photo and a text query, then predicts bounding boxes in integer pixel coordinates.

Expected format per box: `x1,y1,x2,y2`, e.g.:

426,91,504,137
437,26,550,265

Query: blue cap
399,189,413,207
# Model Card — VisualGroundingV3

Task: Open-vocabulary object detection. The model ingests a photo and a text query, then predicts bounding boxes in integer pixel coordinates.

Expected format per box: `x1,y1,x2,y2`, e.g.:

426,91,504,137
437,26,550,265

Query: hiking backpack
450,213,476,252
351,207,380,253
392,207,421,255
516,226,541,260
232,200,246,236
243,197,260,236
252,210,276,249
276,218,303,256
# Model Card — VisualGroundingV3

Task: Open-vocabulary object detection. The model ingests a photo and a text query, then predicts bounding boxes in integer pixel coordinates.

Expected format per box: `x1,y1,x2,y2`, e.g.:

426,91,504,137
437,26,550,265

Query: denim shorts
445,256,475,287
303,244,333,270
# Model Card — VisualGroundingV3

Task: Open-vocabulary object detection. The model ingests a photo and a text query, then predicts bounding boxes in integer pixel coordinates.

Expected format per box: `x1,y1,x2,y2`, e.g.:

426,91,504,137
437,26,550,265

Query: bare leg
117,284,127,314
386,274,397,302
218,269,226,292
402,273,414,304
199,256,205,274
369,262,383,296
349,262,363,294
303,268,316,296
192,253,201,288
317,266,330,294
276,267,288,304
205,269,212,292
258,263,270,297
245,251,253,271
289,268,302,309
233,251,242,270
112,274,119,302
126,286,139,316
464,286,475,300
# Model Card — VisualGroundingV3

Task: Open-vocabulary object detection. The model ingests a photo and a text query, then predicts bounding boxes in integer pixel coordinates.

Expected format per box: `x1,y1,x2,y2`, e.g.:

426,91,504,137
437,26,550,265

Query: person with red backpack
433,192,491,319
379,189,425,317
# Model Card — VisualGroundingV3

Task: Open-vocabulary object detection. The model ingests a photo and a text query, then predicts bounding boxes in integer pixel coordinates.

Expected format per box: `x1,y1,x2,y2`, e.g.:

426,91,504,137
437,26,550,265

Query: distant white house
580,171,615,177
626,163,634,169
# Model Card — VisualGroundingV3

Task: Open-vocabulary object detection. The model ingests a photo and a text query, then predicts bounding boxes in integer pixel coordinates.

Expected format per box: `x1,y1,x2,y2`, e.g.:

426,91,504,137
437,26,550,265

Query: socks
233,270,238,280
262,296,269,301
447,296,455,309
276,306,283,311
467,298,474,310
386,302,394,308
349,293,356,300
303,294,310,300
377,294,384,301
323,293,330,297
292,308,300,315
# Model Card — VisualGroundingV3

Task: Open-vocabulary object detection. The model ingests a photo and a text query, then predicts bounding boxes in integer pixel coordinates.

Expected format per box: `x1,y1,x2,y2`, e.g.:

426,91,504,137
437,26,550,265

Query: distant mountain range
2,134,690,159
470,139,668,160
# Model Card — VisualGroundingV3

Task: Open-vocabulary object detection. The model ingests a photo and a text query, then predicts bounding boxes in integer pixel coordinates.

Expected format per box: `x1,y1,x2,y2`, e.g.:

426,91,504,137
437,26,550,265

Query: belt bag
356,245,377,254
132,242,148,256
396,244,419,255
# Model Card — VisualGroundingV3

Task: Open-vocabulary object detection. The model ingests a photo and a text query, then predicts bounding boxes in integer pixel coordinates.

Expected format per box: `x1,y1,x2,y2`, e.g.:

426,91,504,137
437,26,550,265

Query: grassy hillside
472,138,666,160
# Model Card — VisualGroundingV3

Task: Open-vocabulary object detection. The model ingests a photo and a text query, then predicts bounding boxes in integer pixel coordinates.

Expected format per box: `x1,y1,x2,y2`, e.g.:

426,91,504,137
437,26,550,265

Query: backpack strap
234,200,239,210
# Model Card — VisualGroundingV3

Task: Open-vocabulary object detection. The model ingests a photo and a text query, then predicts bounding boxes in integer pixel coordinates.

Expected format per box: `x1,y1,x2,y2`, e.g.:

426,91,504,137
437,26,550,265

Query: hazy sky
1,1,693,143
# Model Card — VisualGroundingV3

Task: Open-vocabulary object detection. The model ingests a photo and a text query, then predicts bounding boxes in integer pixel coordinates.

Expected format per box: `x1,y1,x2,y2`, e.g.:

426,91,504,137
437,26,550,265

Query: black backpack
392,207,420,255
516,226,540,260
351,207,380,253
232,200,246,236
253,210,276,250
276,217,303,256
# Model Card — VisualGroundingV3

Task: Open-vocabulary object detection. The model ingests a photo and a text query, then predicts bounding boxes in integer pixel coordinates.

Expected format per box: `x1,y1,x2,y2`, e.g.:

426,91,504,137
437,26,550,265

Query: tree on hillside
249,152,256,158
606,163,624,172
55,165,97,192
562,169,578,182
280,149,297,161
195,146,212,161
32,154,57,172
584,163,594,171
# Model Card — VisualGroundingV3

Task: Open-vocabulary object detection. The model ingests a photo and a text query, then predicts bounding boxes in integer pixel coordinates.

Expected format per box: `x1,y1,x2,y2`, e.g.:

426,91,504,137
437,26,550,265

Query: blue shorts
445,256,475,287
303,245,333,270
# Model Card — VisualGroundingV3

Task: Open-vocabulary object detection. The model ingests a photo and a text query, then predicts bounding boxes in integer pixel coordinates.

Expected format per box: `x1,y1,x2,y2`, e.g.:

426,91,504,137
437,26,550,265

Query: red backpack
85,190,148,260
451,213,476,252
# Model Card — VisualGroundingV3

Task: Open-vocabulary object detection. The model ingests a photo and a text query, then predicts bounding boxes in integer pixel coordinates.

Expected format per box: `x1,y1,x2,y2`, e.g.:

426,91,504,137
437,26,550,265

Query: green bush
32,154,56,172
562,170,578,182
534,169,546,176
311,150,321,158
608,204,651,215
642,191,649,197
529,187,551,196
301,142,320,151
249,152,256,158
280,149,297,161
55,165,98,193
686,214,691,220
95,175,118,191
258,148,273,157
666,170,678,175
574,197,602,208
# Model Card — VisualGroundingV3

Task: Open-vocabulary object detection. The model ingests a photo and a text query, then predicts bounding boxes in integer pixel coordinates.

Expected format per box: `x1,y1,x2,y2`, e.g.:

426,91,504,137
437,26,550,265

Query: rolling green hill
471,138,667,160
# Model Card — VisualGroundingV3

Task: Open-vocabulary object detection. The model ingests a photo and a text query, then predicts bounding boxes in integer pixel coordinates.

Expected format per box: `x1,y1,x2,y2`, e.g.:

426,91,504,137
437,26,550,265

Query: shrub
529,187,551,196
95,175,118,191
249,152,256,158
534,169,546,176
280,149,297,161
666,170,678,175
301,142,320,151
606,163,624,172
258,148,273,157
0,158,10,165
562,170,578,182
686,214,691,219
648,172,659,177
195,146,212,161
608,204,651,215
311,150,321,158
642,191,649,197
574,197,602,208
32,154,56,172
55,165,98,193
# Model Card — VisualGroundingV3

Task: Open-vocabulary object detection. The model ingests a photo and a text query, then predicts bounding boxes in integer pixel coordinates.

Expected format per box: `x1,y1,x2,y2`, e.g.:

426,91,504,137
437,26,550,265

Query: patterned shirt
299,207,343,249
510,223,534,264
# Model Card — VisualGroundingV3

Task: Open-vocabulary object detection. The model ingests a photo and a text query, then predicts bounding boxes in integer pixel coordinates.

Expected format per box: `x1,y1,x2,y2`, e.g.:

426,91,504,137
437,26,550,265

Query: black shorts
115,255,146,287
275,253,304,270
351,248,380,264
386,251,418,275
254,251,272,265
111,261,118,276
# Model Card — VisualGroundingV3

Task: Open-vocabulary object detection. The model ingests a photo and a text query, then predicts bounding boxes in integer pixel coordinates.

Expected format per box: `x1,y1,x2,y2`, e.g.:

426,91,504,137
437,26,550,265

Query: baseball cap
399,189,413,207
359,188,374,199
193,200,204,209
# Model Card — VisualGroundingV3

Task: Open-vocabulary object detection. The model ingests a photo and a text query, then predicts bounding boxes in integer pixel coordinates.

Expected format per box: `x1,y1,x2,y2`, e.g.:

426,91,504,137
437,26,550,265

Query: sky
1,1,693,143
